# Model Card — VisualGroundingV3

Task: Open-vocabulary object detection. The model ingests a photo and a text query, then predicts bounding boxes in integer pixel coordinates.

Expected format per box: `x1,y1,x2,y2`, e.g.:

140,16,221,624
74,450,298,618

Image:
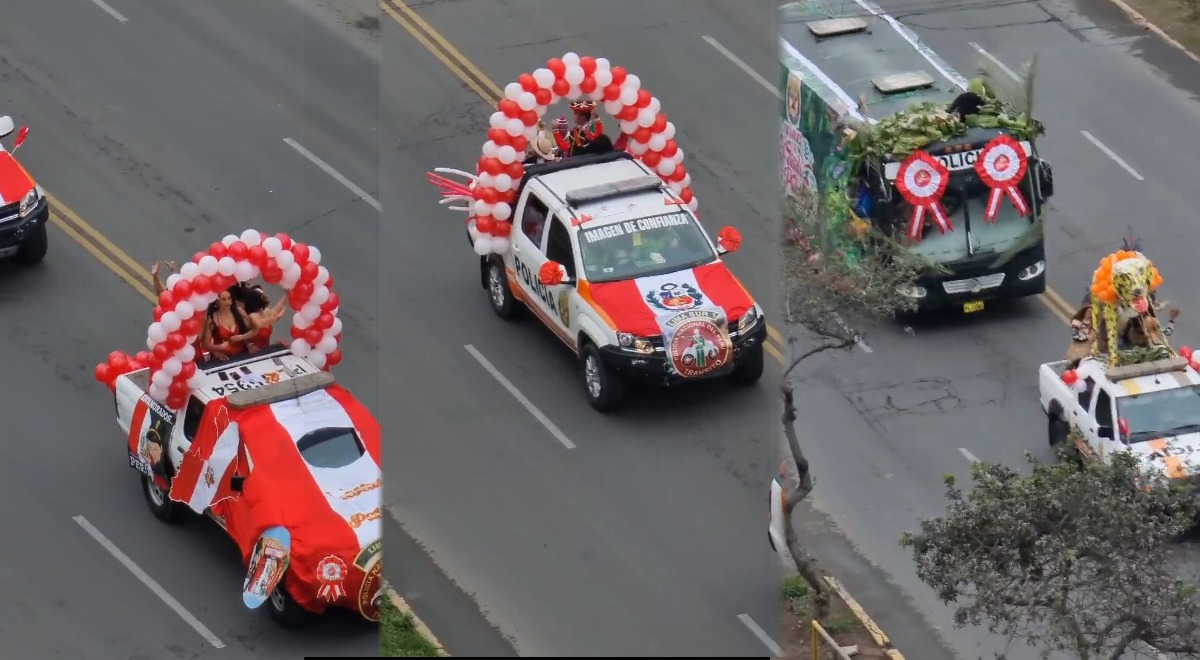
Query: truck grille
942,273,1005,295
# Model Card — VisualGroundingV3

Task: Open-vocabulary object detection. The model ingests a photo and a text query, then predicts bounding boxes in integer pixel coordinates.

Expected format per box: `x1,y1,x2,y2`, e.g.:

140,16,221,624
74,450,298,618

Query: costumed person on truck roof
553,100,604,157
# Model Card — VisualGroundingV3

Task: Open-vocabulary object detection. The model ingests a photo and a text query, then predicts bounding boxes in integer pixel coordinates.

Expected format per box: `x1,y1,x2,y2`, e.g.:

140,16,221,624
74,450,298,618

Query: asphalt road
777,0,1200,658
0,0,797,657
379,1,789,655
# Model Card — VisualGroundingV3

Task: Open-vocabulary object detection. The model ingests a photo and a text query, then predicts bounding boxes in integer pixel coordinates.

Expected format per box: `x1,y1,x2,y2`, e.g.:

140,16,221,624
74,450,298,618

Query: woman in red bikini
201,288,254,360
232,283,287,350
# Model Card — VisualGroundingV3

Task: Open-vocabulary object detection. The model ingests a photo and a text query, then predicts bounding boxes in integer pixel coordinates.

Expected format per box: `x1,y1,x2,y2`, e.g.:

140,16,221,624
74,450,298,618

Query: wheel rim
146,478,165,507
270,586,286,611
488,265,506,308
584,355,602,399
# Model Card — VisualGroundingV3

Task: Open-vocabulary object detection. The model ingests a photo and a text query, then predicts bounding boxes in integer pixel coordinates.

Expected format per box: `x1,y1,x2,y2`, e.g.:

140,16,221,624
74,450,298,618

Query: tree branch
781,337,856,380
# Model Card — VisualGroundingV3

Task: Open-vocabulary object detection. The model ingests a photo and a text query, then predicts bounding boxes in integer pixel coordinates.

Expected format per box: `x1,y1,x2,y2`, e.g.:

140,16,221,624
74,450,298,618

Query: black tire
142,474,186,524
731,344,764,385
580,342,624,412
267,576,316,629
1047,412,1069,447
16,222,47,265
484,257,518,320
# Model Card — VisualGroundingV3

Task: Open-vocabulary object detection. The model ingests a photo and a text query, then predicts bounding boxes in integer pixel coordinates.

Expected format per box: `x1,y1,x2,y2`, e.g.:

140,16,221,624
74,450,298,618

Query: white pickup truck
1039,355,1200,483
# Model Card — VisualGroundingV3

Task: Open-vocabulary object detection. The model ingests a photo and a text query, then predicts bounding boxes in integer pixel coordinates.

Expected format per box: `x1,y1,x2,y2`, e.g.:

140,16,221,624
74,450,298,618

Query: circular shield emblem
666,311,732,378
644,282,705,312
354,539,383,621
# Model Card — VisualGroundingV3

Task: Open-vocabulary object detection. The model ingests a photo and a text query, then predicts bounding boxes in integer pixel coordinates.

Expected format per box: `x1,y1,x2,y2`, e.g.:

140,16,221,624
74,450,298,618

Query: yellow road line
47,191,152,285
385,0,504,101
765,341,784,365
380,1,498,105
48,211,156,302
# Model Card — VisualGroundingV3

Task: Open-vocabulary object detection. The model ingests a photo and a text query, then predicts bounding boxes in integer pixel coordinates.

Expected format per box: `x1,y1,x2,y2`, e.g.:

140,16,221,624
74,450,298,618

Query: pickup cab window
1095,389,1115,432
1117,385,1200,443
1078,377,1096,410
546,216,575,281
182,396,206,442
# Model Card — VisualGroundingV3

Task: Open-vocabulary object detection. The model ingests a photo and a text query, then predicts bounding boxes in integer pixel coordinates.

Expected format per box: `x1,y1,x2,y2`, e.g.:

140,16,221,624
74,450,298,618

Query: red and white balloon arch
94,229,343,411
467,52,699,256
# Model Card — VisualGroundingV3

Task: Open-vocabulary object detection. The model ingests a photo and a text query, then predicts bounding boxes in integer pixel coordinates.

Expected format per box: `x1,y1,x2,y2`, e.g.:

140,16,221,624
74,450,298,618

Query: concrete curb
384,582,450,657
1102,0,1200,64
823,575,905,660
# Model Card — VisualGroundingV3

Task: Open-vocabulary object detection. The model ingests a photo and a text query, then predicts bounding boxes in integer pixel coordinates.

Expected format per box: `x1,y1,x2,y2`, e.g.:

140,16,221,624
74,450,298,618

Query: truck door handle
512,245,521,254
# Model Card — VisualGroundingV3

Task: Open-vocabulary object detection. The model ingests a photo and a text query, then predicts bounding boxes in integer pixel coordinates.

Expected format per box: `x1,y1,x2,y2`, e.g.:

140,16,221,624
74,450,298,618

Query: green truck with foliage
780,0,1055,313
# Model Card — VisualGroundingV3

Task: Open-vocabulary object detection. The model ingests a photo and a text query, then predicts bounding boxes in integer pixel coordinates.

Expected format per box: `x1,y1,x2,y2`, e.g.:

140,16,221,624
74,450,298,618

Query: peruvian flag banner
896,150,953,240
170,400,242,513
974,135,1030,222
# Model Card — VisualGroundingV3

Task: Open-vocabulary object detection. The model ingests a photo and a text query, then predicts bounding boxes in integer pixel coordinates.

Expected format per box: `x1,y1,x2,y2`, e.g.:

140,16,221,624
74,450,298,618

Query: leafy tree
775,188,926,616
901,449,1200,659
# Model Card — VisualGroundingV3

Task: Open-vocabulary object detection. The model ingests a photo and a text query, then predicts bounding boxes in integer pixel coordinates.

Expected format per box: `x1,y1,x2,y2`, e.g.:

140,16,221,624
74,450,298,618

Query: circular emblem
315,555,348,602
666,311,732,378
644,282,705,312
557,289,571,327
896,152,948,203
976,137,1027,185
354,539,383,621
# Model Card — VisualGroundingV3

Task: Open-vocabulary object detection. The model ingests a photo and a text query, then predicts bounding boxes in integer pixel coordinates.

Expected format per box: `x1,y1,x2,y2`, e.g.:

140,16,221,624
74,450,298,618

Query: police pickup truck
481,151,767,411
1040,355,1200,485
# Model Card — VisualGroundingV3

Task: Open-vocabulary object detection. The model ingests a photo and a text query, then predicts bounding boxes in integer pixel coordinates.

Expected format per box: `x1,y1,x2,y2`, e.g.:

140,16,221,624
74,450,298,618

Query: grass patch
780,573,890,657
379,592,442,657
1119,0,1200,54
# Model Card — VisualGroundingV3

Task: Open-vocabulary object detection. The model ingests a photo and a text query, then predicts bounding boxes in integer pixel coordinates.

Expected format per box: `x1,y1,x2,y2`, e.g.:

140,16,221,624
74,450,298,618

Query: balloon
517,92,537,112
657,159,677,176
504,82,523,100
497,145,518,165
301,302,322,322
308,351,327,370
648,133,667,152
166,274,183,291
166,395,186,410
300,261,320,282
148,322,168,344
307,245,322,266
493,202,513,222
160,311,182,333
168,379,189,398
552,79,570,96
153,342,173,362
532,68,555,89
180,262,200,280
284,263,302,285
181,316,203,337
262,236,284,257
316,333,337,354
1181,346,1193,360
178,344,196,363
136,351,153,364
293,280,315,301
637,107,656,128
326,348,343,367
234,260,256,282
172,279,193,300
151,369,173,389
304,327,323,346
240,229,263,246
292,311,313,330
547,58,566,77
222,234,239,246
291,338,312,356
148,384,168,402
192,251,207,264
186,373,204,390
198,255,219,276
248,245,269,268
473,236,494,256
162,357,183,377
619,86,638,106
330,316,343,336
494,173,514,192
275,249,296,270
166,332,187,351
565,66,585,86
217,256,237,276
262,265,283,285
625,74,641,91
315,312,335,330
491,236,511,254
662,121,676,140
611,66,627,86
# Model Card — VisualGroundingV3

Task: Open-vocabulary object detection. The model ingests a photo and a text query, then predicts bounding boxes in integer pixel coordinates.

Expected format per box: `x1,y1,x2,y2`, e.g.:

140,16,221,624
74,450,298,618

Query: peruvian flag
170,400,242,513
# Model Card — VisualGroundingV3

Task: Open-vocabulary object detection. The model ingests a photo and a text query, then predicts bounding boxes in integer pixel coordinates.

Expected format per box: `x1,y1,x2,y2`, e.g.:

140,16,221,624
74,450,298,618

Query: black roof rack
514,151,636,201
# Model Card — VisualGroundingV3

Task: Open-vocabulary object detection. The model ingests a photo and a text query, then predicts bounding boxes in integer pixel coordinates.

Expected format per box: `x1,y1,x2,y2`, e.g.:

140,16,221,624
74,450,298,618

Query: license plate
963,300,985,314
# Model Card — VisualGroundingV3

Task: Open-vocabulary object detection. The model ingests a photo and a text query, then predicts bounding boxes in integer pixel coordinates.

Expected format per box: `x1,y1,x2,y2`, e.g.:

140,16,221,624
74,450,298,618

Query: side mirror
12,126,28,151
1098,426,1113,440
538,260,571,286
230,475,246,492
0,116,14,139
716,225,742,255
1035,158,1054,200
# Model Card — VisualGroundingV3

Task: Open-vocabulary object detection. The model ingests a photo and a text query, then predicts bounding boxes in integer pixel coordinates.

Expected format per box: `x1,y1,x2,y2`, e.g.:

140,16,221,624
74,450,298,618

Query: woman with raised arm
201,288,254,360
231,282,287,351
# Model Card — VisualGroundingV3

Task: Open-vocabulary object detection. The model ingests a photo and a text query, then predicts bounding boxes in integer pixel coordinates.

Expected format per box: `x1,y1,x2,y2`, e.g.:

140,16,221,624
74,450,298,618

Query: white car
481,151,768,411
1039,355,1200,484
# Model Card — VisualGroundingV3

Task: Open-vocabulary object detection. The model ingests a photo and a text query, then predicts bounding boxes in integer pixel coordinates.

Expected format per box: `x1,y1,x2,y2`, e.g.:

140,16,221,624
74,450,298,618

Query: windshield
578,211,716,283
890,169,1038,262
296,427,364,468
1117,385,1200,443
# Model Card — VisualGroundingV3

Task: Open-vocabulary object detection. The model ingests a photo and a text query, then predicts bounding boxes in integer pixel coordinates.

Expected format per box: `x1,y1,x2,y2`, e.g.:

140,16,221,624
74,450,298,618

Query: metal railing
811,620,855,660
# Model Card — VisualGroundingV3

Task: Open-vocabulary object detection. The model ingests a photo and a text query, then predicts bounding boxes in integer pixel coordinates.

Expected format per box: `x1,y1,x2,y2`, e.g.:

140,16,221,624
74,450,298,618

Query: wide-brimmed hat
530,136,558,161
568,99,597,113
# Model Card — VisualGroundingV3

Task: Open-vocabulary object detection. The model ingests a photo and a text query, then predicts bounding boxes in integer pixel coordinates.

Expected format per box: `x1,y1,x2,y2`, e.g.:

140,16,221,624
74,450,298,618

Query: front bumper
599,316,768,386
0,197,48,258
912,240,1046,313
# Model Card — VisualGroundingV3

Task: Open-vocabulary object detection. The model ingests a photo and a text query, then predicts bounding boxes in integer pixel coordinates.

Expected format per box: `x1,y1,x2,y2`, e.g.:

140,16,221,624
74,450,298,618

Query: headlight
616,332,654,354
897,284,927,299
18,188,39,218
738,306,760,334
1018,260,1046,281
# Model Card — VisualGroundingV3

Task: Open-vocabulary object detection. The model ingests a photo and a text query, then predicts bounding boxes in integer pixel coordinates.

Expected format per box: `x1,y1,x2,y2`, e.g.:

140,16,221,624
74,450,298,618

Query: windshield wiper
1162,423,1200,436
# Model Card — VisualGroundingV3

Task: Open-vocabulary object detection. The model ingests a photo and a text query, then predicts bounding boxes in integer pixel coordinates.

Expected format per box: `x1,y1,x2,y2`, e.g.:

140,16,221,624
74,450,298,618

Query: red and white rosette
455,52,696,256
974,135,1030,222
896,150,953,240
315,555,348,602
